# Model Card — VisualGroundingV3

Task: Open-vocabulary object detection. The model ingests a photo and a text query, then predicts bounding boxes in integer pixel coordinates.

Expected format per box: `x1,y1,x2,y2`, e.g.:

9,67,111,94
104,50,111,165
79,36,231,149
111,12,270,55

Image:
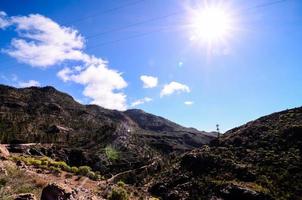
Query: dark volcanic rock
14,193,37,200
41,183,72,200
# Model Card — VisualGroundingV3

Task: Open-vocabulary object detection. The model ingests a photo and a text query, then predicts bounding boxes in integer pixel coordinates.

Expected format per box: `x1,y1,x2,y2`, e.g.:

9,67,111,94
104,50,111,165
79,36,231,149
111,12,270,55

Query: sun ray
186,1,236,54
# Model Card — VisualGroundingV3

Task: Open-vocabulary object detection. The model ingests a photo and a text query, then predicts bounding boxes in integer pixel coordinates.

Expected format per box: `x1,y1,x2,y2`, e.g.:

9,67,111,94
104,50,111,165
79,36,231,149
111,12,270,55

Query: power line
63,0,147,25
86,0,290,48
0,0,291,65
86,10,182,39
85,0,290,41
244,0,288,11
87,25,178,50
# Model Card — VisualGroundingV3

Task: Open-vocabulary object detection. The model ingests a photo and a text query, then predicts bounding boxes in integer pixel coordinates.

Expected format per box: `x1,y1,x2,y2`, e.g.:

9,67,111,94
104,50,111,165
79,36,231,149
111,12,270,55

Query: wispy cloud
1,12,128,111
18,80,41,88
0,11,10,29
57,67,73,82
140,75,158,88
160,81,190,97
184,101,194,106
131,97,152,107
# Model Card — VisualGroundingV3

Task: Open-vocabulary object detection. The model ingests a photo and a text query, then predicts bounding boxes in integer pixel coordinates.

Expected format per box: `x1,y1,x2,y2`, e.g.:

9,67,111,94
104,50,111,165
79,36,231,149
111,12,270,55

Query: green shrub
87,171,97,180
77,166,92,176
63,165,72,172
117,180,126,188
49,166,61,174
71,166,79,174
30,160,42,166
105,146,119,161
57,161,68,169
108,187,129,200
41,160,49,165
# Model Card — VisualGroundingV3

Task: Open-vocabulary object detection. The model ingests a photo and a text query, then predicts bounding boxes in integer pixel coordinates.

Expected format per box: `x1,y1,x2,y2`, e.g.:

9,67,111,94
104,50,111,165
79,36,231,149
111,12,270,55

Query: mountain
1,84,301,199
0,84,214,175
149,107,302,200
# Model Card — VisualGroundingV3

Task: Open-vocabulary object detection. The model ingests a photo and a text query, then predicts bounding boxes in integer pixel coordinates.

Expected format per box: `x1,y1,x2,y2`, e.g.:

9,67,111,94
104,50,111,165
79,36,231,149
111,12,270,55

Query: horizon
1,0,302,132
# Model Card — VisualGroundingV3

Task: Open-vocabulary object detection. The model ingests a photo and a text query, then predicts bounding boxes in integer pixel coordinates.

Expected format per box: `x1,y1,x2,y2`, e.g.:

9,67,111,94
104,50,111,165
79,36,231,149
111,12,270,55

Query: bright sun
190,5,233,44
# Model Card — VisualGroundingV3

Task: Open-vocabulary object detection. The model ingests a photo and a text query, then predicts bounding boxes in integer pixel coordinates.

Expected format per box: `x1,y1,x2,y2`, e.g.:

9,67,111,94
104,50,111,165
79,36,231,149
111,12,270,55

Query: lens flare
188,3,234,46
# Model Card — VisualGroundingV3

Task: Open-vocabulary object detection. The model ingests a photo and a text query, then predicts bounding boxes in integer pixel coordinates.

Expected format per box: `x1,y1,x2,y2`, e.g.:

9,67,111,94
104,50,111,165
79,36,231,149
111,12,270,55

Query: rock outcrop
41,183,72,200
14,193,37,200
0,144,9,159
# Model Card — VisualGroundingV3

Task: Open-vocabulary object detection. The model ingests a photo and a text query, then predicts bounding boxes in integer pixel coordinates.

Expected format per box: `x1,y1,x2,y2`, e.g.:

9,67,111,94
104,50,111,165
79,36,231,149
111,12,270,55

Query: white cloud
18,80,41,87
57,67,73,82
3,14,86,68
131,97,152,107
2,13,128,111
160,81,190,97
184,101,194,106
57,58,128,111
140,75,158,88
0,11,10,29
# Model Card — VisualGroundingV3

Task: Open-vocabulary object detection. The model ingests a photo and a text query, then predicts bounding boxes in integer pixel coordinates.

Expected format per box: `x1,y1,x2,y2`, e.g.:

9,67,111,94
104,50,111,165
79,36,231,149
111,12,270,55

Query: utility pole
216,124,220,139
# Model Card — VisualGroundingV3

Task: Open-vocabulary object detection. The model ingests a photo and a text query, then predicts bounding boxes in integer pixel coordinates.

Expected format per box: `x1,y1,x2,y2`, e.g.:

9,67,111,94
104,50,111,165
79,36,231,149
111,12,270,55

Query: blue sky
0,0,301,132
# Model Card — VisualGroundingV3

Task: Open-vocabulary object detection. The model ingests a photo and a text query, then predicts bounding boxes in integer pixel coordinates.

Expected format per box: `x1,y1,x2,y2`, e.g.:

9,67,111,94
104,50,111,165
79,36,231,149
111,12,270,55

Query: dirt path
107,156,161,183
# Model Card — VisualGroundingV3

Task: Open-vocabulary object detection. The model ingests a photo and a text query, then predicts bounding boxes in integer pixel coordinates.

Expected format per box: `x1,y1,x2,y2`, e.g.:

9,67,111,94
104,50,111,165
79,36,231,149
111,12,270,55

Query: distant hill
150,107,302,200
0,84,214,174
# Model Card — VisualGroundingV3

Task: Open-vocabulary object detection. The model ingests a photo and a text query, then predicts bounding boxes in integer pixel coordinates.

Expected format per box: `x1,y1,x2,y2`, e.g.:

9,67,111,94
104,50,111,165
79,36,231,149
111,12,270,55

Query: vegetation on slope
149,107,302,200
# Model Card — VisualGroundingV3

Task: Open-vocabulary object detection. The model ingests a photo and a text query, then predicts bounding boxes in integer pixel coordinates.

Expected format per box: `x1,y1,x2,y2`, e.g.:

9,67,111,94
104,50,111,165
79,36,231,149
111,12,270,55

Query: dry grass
0,161,45,199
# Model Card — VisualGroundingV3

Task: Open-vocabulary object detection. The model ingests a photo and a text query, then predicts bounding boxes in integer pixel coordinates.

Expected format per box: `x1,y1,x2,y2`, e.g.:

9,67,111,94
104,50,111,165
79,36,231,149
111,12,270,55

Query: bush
77,166,92,176
49,166,61,174
108,187,129,200
117,180,126,188
105,146,119,161
30,160,42,166
70,166,79,174
57,161,68,169
87,171,97,180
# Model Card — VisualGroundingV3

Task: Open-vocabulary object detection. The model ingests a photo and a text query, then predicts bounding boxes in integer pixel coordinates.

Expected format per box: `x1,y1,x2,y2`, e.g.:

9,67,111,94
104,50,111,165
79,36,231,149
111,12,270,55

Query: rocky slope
0,84,214,175
149,107,302,200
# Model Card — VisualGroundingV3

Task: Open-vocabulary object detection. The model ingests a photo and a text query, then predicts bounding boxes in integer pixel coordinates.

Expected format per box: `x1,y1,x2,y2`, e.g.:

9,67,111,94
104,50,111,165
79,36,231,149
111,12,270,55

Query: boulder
14,193,37,200
41,183,72,200
0,145,10,159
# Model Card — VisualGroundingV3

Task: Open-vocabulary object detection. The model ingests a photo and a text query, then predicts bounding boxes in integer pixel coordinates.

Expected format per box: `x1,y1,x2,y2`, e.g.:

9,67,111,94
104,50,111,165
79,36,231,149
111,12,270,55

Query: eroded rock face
41,183,72,200
14,193,37,200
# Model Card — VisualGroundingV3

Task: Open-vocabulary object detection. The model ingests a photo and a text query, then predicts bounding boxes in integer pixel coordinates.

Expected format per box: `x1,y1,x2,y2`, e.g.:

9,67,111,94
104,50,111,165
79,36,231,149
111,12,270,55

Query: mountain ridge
149,106,302,200
0,84,214,175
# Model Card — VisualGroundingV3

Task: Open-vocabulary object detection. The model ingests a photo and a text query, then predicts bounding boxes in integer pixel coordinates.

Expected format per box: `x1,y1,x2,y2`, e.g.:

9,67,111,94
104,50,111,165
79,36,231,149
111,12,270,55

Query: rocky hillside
149,107,302,200
0,84,214,175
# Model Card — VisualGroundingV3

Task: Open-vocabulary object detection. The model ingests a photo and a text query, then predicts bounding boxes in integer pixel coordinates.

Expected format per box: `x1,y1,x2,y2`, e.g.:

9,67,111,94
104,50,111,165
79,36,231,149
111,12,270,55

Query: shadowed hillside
150,107,302,200
0,84,214,175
